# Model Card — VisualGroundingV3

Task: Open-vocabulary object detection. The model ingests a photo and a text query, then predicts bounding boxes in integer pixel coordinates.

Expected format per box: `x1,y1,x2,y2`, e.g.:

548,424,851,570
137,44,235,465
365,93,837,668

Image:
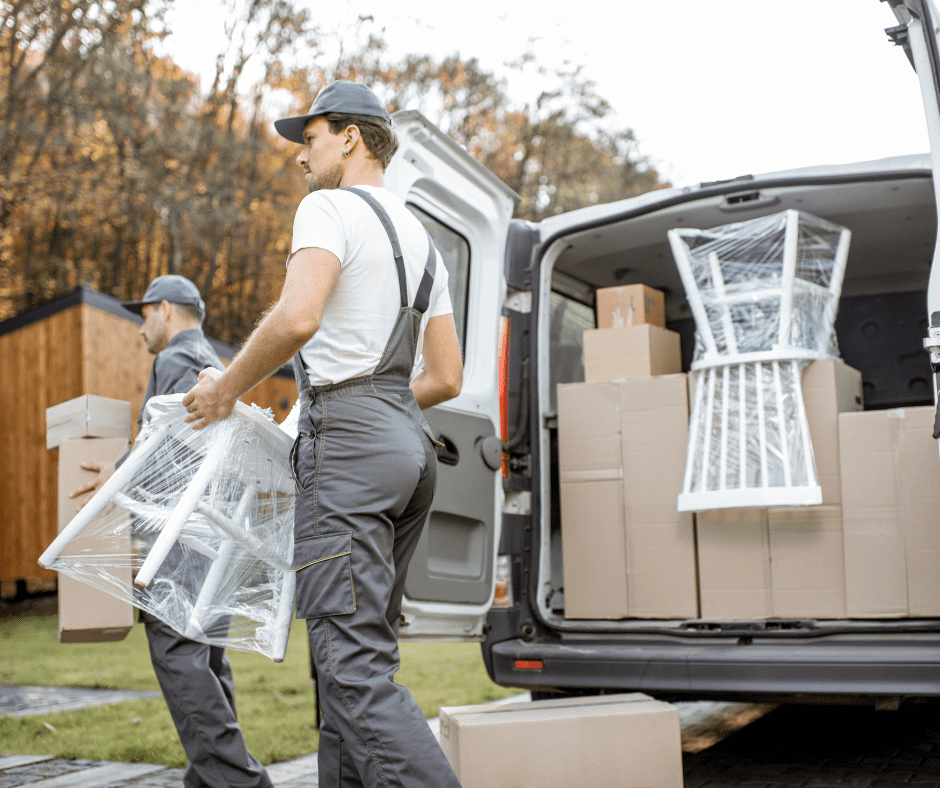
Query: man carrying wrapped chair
72,274,272,788
183,80,464,787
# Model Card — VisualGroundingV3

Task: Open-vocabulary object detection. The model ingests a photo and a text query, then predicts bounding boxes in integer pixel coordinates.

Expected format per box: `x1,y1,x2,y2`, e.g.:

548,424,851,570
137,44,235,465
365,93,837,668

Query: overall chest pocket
291,533,356,619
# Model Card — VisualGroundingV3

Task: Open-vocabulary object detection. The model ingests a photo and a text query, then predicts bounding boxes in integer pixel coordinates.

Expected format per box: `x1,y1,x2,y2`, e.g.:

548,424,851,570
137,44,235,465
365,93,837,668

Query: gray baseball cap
274,81,392,144
122,275,206,316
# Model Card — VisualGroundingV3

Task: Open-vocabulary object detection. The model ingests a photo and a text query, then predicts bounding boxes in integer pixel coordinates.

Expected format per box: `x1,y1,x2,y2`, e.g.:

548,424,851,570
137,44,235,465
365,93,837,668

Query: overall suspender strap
292,353,311,395
344,187,408,309
412,235,437,315
343,187,438,315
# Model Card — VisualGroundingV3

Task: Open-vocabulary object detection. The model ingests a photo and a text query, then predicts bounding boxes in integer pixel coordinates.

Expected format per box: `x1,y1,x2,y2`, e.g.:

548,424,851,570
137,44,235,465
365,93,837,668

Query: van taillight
492,555,514,608
498,314,510,477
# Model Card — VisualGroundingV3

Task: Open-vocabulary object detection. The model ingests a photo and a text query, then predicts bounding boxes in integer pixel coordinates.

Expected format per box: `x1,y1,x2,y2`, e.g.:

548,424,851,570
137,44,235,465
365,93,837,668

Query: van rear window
548,290,595,413
407,204,470,352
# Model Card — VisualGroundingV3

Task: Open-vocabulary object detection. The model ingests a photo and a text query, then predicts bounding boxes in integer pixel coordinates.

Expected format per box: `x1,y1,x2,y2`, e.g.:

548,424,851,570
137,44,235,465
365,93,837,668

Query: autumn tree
0,7,669,340
0,0,314,342
0,0,168,310
274,27,668,222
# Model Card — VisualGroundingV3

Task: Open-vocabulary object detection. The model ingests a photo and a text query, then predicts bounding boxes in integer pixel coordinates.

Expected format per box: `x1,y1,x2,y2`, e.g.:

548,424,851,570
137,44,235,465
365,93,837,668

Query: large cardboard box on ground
596,284,666,329
57,437,134,642
584,324,682,383
839,406,940,618
46,394,132,450
558,374,697,620
438,693,683,788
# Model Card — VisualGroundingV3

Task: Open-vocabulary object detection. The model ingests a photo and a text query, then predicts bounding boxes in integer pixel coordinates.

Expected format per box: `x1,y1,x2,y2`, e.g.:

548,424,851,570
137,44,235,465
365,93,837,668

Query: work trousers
145,619,273,788
291,379,462,788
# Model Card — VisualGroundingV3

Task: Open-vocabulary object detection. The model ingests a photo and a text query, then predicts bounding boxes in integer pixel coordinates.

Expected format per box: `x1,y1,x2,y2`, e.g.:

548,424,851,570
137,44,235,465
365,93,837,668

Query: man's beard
307,163,344,193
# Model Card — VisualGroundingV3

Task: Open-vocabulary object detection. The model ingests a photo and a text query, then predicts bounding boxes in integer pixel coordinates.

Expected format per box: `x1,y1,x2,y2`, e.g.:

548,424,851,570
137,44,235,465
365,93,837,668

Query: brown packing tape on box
438,692,683,788
56,437,135,642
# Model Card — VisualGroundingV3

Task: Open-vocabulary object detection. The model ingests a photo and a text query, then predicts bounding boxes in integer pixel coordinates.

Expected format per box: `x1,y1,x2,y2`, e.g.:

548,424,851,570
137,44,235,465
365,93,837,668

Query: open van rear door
889,0,940,450
385,110,519,638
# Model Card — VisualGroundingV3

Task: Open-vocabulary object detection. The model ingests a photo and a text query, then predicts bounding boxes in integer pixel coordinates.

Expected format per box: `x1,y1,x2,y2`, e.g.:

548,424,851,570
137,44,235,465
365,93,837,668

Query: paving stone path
0,686,161,718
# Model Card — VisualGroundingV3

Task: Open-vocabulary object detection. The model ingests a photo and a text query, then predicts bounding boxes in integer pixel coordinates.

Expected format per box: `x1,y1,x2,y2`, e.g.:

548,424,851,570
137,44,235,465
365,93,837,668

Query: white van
385,0,940,704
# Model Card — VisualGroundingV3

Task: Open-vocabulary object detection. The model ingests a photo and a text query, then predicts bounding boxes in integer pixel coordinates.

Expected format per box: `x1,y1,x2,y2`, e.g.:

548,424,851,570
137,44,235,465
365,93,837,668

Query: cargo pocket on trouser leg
291,534,356,619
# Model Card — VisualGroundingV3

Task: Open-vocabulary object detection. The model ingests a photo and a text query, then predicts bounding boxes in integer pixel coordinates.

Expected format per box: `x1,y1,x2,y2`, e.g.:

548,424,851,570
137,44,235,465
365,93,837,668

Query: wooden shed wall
0,301,297,591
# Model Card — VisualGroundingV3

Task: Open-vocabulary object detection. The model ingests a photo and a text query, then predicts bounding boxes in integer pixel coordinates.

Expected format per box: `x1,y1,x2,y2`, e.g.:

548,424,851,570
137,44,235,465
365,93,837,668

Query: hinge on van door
922,312,940,367
886,24,916,69
505,289,531,313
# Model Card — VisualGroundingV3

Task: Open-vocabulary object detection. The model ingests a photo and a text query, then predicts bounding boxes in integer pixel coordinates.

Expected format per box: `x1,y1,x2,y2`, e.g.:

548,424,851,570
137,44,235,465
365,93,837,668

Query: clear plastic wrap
671,210,849,366
668,210,851,511
39,394,297,661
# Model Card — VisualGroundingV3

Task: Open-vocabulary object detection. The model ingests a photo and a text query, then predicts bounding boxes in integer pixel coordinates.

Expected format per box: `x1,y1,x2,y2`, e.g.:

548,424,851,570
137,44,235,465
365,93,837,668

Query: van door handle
435,435,459,466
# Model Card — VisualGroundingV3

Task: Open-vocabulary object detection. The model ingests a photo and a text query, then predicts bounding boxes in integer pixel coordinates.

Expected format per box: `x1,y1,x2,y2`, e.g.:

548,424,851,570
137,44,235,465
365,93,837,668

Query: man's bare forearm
218,304,311,403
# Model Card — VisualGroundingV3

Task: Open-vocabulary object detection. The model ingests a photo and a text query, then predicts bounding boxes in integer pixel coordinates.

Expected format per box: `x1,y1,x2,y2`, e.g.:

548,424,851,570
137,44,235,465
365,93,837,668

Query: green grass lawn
0,613,520,766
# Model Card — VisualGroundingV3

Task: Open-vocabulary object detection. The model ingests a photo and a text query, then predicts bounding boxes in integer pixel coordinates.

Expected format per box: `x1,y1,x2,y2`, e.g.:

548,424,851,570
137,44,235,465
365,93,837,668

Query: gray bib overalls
289,187,462,788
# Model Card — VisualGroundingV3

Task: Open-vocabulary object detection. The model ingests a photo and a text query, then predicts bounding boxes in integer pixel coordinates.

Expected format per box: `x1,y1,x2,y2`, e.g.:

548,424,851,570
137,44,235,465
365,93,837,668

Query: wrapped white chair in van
668,210,851,511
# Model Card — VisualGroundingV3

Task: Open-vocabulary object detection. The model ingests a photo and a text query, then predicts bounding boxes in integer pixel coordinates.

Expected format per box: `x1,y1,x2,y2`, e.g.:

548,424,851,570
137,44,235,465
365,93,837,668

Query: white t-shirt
289,185,453,386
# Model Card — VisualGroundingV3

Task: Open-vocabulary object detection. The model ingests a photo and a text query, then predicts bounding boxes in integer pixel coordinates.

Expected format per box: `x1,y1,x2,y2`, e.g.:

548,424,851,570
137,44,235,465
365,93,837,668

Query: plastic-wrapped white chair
39,395,296,661
668,210,851,512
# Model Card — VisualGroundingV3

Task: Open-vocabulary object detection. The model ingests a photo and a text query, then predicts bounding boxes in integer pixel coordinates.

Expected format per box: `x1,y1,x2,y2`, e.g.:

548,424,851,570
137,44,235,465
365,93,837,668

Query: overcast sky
163,0,930,188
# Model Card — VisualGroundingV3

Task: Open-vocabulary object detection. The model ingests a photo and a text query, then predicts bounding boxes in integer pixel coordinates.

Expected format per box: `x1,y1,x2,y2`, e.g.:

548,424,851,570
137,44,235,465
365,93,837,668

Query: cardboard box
596,284,665,329
583,324,681,383
56,438,134,642
768,505,846,619
698,505,849,620
801,359,863,504
839,407,940,617
558,375,697,619
619,375,698,618
697,507,772,619
46,394,132,449
438,693,683,788
558,382,628,618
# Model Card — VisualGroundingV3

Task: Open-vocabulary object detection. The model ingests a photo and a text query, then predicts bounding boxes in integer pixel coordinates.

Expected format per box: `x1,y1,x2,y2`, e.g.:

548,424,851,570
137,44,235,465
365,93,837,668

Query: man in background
71,274,272,788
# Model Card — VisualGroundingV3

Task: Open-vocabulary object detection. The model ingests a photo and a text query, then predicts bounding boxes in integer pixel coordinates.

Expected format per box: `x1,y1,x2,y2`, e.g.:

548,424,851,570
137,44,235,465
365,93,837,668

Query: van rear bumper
487,631,940,699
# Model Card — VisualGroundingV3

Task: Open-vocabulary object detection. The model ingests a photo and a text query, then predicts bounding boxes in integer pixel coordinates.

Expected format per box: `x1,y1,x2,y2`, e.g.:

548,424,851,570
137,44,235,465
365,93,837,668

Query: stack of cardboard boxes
559,284,940,622
559,284,696,619
46,394,135,642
